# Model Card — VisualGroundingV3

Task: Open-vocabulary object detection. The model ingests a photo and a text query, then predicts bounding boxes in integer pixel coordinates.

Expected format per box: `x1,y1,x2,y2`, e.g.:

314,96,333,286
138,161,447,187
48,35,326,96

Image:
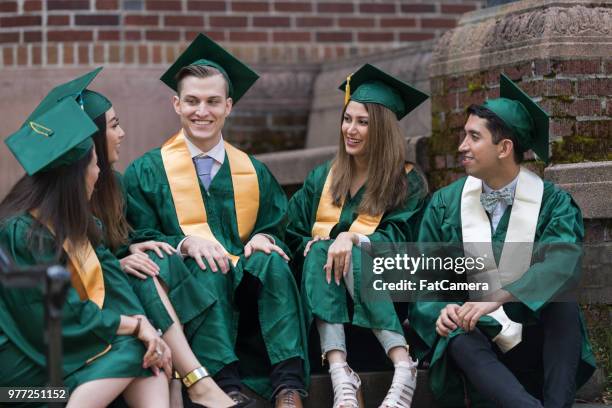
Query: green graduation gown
286,162,428,335
0,214,150,404
408,176,597,407
123,145,308,397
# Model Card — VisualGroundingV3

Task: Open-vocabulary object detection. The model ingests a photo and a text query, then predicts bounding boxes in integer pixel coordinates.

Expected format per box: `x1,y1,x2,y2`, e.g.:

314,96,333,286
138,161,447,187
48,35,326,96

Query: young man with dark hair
123,34,308,408
409,74,596,407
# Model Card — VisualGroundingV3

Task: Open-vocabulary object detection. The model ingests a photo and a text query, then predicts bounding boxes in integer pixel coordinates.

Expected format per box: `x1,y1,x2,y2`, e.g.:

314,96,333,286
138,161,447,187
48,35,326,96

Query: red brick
17,45,27,65
0,32,19,43
253,16,290,27
441,4,477,14
458,89,486,108
78,44,89,64
359,3,396,13
210,16,247,27
399,32,435,41
3,46,14,66
201,30,225,41
486,87,500,99
165,43,177,62
338,18,375,28
552,59,601,75
607,99,612,117
296,17,333,27
380,18,416,28
232,1,268,12
24,31,42,42
502,63,532,80
606,60,612,74
109,44,120,62
48,0,89,10
534,60,553,76
146,0,182,11
93,44,104,63
421,18,456,29
519,80,545,97
577,79,611,97
358,32,393,42
146,30,180,41
401,4,435,13
125,30,142,40
75,14,120,25
316,32,352,42
138,44,148,63
47,45,59,64
550,118,574,138
125,14,158,25
274,2,310,12
31,45,41,64
164,15,203,26
96,0,118,8
98,30,120,41
0,16,41,28
575,120,612,138
272,31,310,42
63,43,74,64
152,44,162,63
124,44,135,64
541,98,602,117
0,2,17,12
24,0,42,11
48,30,93,41
317,2,353,13
187,1,225,11
229,31,267,42
547,79,574,96
48,15,70,25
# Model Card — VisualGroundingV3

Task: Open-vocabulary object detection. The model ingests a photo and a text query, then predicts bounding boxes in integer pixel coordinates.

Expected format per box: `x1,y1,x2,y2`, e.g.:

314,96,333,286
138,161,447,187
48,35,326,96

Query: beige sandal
329,362,365,408
378,359,418,408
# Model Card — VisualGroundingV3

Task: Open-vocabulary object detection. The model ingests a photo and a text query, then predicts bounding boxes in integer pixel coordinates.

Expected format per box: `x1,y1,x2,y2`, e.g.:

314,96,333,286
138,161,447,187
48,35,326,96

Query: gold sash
312,163,414,238
30,211,105,308
160,130,259,264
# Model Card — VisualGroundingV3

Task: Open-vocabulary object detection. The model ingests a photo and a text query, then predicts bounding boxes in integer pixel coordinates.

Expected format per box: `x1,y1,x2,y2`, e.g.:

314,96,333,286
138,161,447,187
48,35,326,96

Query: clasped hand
436,302,502,337
120,241,176,279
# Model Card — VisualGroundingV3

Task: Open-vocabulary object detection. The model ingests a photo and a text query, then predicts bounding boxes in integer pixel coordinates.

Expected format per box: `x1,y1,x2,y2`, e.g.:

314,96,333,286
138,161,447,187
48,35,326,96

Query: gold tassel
344,74,352,106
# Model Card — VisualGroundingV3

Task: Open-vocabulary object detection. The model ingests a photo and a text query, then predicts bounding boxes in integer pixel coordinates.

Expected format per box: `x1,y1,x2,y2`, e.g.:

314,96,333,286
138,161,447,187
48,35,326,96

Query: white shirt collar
482,173,519,197
183,131,226,164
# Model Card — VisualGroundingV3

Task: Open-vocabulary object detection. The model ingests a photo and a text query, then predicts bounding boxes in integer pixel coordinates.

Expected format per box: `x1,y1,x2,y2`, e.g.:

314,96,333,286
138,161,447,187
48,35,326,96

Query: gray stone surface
306,42,434,148
544,161,612,219
431,0,612,76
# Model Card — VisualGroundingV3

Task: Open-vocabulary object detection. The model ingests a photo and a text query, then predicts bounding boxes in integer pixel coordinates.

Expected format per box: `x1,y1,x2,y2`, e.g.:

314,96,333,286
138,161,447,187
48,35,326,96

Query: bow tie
480,188,513,213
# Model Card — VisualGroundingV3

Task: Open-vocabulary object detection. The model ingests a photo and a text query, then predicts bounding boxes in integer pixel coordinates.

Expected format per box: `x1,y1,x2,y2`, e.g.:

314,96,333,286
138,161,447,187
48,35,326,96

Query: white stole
460,167,544,352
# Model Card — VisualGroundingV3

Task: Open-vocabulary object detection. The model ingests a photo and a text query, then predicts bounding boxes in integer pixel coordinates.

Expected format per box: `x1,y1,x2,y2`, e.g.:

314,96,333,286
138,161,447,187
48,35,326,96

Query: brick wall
0,0,483,66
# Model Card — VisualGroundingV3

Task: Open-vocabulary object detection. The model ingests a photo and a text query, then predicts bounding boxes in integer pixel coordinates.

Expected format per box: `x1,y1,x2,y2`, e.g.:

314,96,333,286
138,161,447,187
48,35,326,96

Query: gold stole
160,130,259,264
460,166,544,352
311,163,414,238
30,211,105,308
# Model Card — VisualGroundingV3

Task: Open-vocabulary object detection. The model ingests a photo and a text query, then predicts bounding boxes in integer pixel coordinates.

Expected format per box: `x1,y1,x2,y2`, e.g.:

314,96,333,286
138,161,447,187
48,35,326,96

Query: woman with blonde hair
287,64,429,408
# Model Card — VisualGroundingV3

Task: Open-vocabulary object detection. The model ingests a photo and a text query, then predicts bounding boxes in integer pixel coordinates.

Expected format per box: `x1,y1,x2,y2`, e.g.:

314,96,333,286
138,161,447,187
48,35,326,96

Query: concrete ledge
544,161,612,219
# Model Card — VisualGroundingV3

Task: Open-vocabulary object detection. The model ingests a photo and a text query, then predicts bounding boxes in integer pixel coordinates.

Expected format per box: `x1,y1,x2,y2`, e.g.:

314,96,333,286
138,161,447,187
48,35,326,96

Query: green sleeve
504,186,584,313
124,156,187,248
286,166,321,259
367,169,429,243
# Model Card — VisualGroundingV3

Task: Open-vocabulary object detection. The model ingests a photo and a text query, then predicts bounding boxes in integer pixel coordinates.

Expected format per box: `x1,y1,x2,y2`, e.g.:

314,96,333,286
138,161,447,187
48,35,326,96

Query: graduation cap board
160,33,259,104
483,74,550,163
338,63,429,121
6,97,97,176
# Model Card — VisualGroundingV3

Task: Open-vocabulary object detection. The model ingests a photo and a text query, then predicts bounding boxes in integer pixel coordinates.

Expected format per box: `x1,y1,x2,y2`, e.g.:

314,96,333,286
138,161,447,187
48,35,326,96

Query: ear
497,139,515,160
225,97,233,117
172,95,181,116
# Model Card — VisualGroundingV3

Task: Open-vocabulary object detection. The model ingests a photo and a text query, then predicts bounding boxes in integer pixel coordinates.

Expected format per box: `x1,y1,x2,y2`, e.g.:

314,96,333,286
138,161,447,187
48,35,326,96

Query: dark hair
0,148,101,257
466,104,523,164
175,65,229,96
331,102,408,215
90,112,131,252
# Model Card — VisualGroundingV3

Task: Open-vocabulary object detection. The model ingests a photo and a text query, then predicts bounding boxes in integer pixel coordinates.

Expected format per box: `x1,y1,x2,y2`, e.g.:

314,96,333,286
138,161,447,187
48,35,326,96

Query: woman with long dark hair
84,88,242,408
0,96,172,407
286,64,429,408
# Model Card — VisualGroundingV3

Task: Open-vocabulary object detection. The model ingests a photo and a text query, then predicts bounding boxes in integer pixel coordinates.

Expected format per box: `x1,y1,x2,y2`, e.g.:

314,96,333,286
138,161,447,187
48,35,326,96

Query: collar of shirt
482,173,519,199
184,133,226,165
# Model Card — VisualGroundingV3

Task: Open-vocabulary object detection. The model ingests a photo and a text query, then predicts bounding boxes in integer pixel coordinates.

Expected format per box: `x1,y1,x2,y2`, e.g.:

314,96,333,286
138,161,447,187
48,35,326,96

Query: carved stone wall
428,0,612,190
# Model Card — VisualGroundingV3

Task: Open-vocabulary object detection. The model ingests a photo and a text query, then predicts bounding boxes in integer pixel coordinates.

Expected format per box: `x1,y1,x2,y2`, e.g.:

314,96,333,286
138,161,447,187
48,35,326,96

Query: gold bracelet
182,366,210,388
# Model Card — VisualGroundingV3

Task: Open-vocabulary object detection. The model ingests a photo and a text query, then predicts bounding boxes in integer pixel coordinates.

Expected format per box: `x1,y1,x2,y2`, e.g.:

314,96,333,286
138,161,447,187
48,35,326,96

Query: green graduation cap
483,74,550,163
5,97,97,176
25,67,110,123
338,63,429,120
160,33,259,103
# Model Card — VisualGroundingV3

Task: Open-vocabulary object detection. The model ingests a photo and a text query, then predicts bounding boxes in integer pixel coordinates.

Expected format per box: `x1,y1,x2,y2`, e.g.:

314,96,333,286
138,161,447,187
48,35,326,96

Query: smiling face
459,114,506,179
104,107,125,165
341,101,369,158
173,74,232,151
